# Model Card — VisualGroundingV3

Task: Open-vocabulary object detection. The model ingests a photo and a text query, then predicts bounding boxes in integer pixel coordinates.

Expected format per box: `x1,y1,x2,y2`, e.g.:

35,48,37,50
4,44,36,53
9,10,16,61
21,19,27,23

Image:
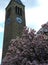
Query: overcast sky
0,0,48,64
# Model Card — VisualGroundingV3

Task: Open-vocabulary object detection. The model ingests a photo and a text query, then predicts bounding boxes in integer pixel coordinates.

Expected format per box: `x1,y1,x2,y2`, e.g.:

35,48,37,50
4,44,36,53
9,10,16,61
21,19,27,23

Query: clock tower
2,0,26,58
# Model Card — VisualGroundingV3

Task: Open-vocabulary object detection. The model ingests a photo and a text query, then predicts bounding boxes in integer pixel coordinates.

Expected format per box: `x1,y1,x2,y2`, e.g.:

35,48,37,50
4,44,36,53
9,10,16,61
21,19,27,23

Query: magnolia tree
2,23,48,65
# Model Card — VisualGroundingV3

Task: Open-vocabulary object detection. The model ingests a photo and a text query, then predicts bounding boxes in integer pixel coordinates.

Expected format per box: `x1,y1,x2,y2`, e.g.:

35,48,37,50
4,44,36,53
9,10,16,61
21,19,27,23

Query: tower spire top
11,0,23,5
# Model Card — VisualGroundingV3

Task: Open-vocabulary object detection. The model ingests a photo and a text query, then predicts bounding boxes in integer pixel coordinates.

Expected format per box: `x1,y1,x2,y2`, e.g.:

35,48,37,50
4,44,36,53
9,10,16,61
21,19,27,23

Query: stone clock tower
2,0,26,58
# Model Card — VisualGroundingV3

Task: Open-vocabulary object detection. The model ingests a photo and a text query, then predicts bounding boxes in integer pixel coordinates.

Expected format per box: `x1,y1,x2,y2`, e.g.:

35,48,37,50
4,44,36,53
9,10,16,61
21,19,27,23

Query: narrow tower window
18,7,19,14
7,8,11,18
20,8,22,16
15,6,18,14
15,6,22,16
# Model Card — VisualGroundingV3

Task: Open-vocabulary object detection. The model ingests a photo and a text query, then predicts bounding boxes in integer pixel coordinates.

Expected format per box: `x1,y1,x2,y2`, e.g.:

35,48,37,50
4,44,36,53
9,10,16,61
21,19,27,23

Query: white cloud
38,0,48,7
0,49,2,64
0,10,5,23
0,26,4,32
25,3,48,31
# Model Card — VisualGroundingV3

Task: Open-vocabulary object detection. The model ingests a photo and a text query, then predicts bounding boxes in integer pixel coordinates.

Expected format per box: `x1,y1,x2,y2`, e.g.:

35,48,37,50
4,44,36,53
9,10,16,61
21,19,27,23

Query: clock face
6,18,11,24
16,17,22,23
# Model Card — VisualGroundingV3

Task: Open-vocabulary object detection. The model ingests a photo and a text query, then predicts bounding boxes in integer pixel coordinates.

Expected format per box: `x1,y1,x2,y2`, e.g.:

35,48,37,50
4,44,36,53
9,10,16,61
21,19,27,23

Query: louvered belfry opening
15,6,22,16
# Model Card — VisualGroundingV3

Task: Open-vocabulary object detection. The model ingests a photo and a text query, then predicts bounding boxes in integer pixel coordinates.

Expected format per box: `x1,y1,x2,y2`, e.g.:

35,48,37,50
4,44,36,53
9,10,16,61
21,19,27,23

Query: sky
0,0,48,64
